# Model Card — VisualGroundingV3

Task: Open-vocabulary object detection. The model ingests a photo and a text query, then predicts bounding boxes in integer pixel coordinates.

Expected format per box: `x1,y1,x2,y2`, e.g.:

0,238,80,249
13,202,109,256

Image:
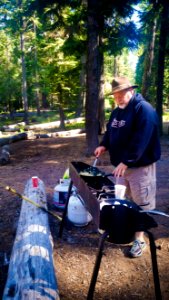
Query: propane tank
53,178,75,209
67,192,92,226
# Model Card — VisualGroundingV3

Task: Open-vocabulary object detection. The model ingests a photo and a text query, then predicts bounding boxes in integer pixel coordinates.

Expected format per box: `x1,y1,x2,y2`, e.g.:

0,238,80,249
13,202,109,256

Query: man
94,77,161,258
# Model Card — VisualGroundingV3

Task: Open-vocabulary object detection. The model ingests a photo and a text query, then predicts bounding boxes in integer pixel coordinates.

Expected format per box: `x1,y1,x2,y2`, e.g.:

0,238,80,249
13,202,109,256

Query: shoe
129,239,146,258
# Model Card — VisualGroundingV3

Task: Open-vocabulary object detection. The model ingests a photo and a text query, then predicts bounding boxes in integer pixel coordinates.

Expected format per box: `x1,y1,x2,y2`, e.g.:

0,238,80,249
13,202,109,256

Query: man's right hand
94,146,106,157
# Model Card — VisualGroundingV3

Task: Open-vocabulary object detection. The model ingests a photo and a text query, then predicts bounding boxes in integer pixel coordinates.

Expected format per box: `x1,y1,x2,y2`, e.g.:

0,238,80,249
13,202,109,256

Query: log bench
3,177,59,300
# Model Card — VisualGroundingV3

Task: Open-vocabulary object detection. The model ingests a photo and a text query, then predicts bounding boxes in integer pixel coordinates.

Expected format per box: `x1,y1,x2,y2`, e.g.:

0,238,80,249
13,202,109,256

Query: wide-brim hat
110,77,138,94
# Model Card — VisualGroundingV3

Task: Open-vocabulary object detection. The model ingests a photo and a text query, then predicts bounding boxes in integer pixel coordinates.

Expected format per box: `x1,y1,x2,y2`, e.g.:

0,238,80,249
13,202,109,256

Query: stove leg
146,230,162,300
87,231,109,300
58,180,73,238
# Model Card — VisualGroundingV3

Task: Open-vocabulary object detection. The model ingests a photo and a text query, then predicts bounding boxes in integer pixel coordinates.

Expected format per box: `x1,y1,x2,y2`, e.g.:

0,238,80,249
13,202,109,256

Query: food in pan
79,167,103,177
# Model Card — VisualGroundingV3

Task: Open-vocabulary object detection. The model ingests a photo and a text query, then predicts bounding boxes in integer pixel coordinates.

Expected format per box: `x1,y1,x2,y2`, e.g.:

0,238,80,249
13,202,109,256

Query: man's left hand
113,162,128,177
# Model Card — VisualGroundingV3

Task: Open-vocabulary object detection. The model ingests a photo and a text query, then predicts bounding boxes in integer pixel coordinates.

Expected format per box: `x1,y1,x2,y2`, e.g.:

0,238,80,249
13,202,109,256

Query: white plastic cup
115,184,126,199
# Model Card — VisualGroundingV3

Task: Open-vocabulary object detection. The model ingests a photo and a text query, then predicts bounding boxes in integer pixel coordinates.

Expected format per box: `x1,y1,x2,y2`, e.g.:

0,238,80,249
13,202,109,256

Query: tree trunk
142,17,157,101
42,92,49,108
75,54,86,117
98,33,106,135
20,21,29,125
98,76,105,135
156,1,169,134
85,0,100,156
33,20,41,116
58,105,66,130
113,56,119,77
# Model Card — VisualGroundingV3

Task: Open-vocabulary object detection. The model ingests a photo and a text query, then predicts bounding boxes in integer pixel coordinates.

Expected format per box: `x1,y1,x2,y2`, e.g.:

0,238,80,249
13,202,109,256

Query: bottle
53,179,70,209
63,168,70,179
67,191,92,226
53,178,76,209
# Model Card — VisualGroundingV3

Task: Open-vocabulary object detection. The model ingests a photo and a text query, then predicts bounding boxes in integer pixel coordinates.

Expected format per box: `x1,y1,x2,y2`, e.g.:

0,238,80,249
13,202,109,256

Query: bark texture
3,178,59,300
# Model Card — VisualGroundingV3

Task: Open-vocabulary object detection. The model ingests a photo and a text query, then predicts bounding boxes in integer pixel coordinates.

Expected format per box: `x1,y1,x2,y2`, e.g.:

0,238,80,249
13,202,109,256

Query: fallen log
1,128,22,133
27,117,84,130
0,145,10,165
35,128,85,139
0,132,27,147
3,177,59,300
0,122,26,132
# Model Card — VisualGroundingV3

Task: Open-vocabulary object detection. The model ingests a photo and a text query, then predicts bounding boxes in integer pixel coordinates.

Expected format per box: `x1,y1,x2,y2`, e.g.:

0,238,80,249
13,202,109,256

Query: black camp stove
69,161,115,227
58,161,163,300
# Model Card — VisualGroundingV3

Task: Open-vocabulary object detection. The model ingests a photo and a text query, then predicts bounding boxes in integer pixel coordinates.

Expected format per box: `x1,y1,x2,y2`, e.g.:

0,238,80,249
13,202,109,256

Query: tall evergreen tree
156,0,169,134
136,0,169,134
85,0,140,155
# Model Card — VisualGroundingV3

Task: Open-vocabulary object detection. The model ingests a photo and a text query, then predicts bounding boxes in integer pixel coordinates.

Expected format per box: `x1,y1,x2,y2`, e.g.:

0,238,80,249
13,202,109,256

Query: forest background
0,0,168,155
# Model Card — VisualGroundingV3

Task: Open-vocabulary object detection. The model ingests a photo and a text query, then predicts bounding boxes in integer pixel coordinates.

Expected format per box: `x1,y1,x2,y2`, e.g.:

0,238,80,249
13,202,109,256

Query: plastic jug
53,179,72,209
67,192,92,226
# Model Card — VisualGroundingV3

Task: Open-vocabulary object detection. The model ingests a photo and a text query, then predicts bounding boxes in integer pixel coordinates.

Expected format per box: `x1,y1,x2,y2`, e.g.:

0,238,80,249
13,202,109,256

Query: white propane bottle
53,178,76,209
53,179,71,209
67,192,92,226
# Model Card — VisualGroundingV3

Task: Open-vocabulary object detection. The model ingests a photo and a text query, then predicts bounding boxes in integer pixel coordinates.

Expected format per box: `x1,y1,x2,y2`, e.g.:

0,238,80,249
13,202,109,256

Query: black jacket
100,94,161,167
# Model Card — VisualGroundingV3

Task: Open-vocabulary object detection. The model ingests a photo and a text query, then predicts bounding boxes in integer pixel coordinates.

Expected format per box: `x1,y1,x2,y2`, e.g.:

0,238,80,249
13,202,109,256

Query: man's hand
94,146,106,157
113,162,128,177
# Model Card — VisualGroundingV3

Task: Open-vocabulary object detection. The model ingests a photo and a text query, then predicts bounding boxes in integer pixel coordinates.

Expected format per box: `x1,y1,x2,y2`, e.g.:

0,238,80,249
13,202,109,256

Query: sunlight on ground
49,143,69,149
43,160,62,164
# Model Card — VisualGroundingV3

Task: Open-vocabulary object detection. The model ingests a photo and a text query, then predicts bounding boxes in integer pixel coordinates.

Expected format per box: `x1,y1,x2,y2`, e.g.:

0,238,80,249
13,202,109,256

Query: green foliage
104,48,137,97
0,0,168,129
163,111,169,121
104,16,140,55
65,121,85,130
0,0,85,115
135,0,169,109
0,30,22,111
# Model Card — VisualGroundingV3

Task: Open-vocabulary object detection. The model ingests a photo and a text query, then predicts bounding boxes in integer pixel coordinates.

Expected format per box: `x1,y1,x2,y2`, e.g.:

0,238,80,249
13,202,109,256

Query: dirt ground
0,132,169,300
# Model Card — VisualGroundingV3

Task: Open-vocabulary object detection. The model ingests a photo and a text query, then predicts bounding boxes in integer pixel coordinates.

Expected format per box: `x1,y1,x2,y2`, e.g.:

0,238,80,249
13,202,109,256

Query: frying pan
72,161,114,190
80,167,114,189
